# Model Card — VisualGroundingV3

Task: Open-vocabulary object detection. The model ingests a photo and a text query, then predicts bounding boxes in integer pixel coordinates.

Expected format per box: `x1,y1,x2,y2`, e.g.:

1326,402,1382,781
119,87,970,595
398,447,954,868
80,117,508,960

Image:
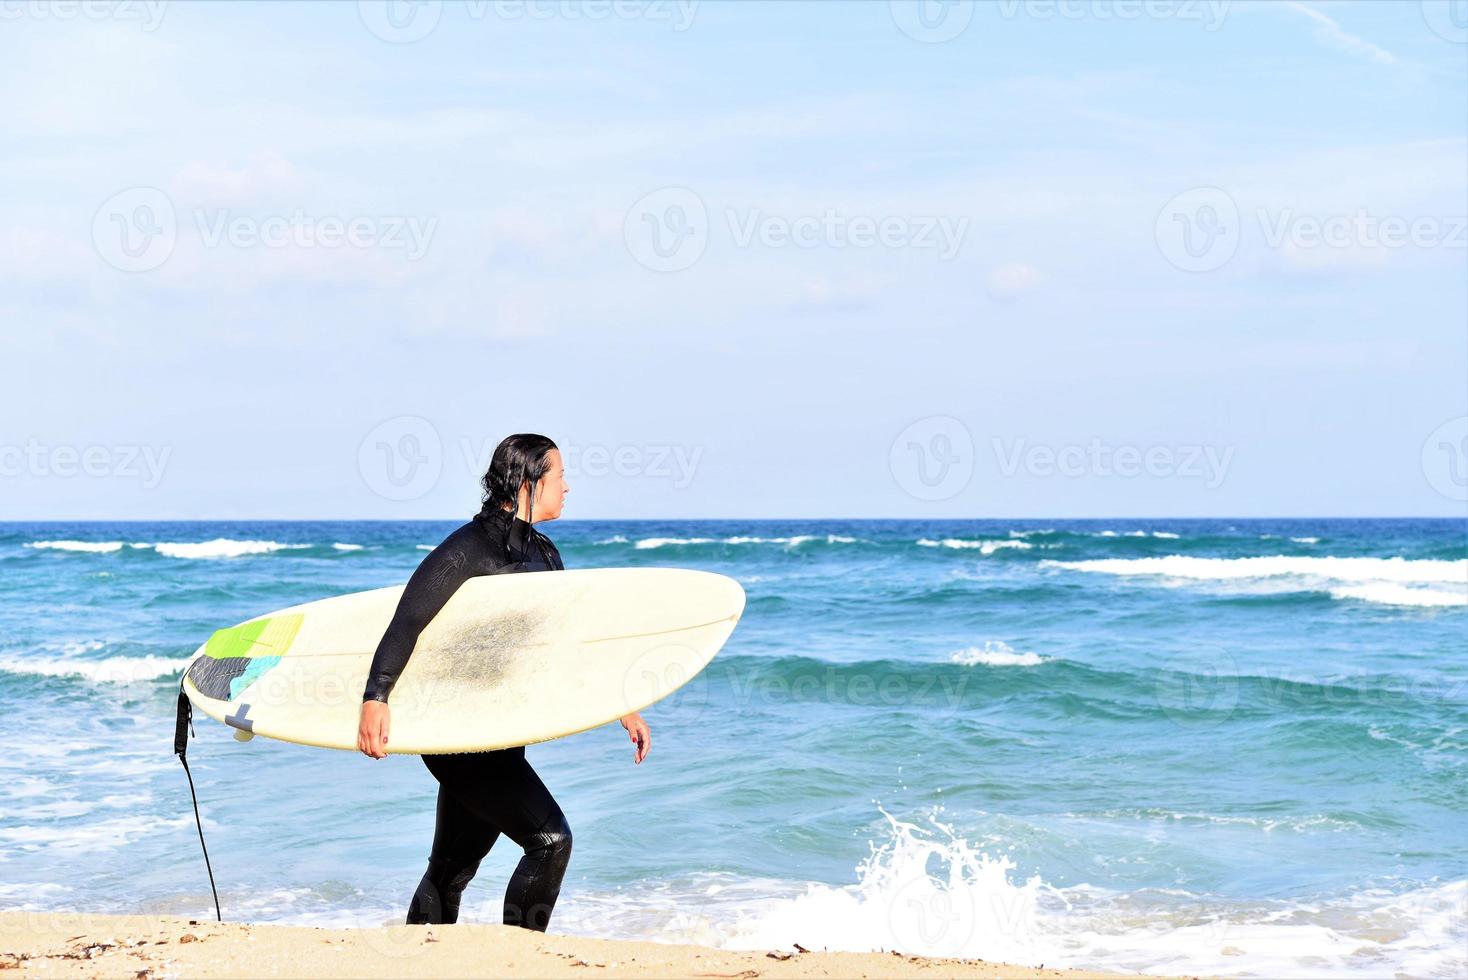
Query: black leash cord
175,685,223,922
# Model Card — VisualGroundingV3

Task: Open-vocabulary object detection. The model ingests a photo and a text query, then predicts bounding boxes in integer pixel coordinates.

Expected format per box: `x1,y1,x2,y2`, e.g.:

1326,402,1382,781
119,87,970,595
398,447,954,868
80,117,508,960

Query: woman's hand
358,700,391,759
619,712,650,764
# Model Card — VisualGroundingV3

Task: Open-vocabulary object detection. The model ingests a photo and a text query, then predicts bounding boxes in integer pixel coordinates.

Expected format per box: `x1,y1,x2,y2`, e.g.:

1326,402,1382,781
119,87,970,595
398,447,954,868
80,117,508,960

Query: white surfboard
181,567,744,754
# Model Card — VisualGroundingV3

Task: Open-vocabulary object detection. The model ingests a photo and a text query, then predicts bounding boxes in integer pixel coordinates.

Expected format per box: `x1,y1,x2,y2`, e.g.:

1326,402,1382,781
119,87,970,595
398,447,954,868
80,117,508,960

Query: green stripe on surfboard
204,614,304,659
190,614,306,701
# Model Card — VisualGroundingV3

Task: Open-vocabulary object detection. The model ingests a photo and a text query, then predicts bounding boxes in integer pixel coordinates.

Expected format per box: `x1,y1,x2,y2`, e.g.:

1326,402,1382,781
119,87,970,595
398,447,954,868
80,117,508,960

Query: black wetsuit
362,507,572,931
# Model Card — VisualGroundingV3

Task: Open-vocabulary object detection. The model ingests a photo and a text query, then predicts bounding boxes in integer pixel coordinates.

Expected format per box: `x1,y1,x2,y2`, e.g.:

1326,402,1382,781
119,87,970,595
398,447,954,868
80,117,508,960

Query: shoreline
0,911,1192,979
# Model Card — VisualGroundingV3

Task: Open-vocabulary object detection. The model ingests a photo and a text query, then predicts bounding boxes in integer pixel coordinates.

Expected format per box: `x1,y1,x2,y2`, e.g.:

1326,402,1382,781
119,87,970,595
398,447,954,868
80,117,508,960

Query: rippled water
2,518,1464,977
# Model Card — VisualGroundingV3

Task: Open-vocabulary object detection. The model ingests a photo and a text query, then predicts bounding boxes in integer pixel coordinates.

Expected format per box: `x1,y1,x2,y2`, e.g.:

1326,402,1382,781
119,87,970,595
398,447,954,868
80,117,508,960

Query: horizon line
1,515,1464,524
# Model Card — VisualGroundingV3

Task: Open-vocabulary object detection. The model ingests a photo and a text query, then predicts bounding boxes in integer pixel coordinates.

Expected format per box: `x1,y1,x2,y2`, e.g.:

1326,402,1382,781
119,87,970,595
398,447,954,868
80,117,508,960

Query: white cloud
1281,1,1398,66
986,262,1043,302
174,151,305,206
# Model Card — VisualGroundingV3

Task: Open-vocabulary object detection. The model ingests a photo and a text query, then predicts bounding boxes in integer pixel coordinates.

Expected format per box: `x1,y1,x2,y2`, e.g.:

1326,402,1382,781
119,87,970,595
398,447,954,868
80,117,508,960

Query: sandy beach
0,911,1190,979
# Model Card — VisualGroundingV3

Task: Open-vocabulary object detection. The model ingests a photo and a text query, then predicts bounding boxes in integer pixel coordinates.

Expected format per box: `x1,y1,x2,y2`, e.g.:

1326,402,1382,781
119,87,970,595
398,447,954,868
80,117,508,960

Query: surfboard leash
174,680,223,922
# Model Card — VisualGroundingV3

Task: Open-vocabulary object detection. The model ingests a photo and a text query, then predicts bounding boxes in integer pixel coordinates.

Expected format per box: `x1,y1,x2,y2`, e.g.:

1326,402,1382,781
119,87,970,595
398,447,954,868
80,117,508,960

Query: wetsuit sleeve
362,526,482,704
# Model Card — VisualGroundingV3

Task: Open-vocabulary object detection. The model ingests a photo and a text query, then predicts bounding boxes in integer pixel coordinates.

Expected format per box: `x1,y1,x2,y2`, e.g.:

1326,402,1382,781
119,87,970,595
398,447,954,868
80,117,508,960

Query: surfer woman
355,432,651,932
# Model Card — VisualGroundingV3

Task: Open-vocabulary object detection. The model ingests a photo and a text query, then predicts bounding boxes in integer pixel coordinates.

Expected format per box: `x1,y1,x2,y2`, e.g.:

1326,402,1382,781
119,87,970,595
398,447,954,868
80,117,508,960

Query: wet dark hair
476,433,559,524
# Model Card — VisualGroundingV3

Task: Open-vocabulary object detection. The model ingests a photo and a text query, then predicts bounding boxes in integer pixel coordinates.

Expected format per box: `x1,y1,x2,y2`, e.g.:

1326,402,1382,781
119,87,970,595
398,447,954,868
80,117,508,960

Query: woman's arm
362,524,482,704
359,525,486,759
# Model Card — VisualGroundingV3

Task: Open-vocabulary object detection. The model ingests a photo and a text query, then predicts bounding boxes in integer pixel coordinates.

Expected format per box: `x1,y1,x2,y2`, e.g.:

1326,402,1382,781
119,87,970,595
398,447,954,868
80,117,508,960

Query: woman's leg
407,761,500,924
496,752,574,932
418,747,573,932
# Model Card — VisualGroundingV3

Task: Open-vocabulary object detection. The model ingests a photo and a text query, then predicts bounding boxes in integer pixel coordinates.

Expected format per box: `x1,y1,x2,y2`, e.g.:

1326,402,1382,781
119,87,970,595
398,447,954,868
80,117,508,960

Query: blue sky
2,0,1464,519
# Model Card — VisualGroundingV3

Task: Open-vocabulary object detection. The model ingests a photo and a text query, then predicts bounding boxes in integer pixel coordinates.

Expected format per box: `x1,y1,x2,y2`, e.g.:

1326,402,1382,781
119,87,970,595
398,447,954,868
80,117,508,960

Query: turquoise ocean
1,518,1464,977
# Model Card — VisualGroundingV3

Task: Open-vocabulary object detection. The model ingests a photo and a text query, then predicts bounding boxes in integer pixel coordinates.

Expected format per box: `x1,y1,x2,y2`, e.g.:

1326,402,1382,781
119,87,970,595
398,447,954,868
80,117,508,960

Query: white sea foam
1096,530,1178,539
1048,555,1464,583
3,777,57,800
918,538,1032,555
153,539,311,559
0,881,69,900
633,535,861,549
950,641,1047,667
331,543,364,551
25,540,124,553
1329,583,1466,608
1044,555,1468,607
143,809,1466,978
547,811,1468,978
0,814,207,854
26,539,317,559
635,536,717,549
1292,536,1320,544
1061,807,1360,834
0,653,191,683
3,799,96,820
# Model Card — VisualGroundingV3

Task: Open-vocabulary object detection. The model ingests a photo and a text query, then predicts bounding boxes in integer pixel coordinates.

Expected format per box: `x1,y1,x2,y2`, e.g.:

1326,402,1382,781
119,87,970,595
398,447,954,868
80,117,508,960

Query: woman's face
530,449,568,522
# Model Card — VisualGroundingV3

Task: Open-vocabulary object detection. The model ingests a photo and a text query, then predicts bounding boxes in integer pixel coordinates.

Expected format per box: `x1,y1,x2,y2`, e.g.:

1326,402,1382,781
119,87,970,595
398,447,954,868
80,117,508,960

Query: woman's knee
533,814,572,862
